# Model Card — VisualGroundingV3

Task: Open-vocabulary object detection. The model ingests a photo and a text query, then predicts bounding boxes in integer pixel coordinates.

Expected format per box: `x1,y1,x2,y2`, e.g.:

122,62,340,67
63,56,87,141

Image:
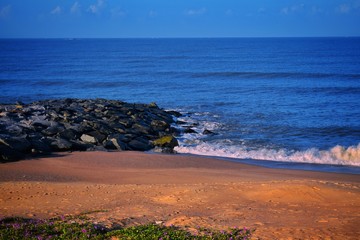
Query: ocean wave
174,143,360,166
31,80,68,87
188,71,360,80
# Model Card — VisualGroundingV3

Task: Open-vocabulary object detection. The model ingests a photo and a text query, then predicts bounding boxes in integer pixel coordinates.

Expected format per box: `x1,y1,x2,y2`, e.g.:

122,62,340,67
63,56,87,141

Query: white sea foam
175,113,223,135
175,143,360,166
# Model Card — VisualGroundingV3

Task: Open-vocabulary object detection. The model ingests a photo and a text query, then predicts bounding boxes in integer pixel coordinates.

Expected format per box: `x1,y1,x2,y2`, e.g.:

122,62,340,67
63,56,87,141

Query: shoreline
209,154,360,175
1,151,359,239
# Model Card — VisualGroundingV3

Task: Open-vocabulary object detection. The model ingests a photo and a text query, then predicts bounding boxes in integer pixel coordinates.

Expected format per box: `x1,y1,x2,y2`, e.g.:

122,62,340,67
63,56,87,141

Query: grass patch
0,216,254,239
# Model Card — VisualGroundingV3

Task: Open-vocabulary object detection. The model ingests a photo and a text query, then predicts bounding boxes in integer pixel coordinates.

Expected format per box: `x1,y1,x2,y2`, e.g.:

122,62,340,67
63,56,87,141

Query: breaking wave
175,143,360,167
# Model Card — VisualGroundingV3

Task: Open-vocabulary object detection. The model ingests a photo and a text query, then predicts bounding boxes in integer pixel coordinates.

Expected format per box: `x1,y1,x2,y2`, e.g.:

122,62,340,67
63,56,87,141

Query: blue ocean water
1,38,360,169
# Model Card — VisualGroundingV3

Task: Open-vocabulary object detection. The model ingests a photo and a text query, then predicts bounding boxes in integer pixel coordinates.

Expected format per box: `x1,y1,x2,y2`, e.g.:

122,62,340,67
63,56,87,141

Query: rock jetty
0,98,181,162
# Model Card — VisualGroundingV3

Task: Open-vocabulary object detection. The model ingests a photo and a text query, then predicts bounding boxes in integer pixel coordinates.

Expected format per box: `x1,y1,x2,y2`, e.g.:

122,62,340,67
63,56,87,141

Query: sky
0,0,359,38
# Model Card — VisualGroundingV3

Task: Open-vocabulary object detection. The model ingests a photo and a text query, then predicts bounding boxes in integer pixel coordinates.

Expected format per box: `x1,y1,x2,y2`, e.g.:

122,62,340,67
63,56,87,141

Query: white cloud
336,1,360,14
71,2,80,14
310,6,322,14
88,5,96,13
51,6,62,15
185,8,206,16
281,4,304,15
88,0,105,14
0,4,11,18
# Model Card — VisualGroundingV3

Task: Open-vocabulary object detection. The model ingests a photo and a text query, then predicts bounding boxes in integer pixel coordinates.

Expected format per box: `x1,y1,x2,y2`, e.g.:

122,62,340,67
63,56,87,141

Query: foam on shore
175,143,360,167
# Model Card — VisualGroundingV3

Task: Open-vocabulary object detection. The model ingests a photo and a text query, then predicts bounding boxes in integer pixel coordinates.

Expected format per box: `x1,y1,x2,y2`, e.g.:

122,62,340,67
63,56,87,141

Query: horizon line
1,36,359,40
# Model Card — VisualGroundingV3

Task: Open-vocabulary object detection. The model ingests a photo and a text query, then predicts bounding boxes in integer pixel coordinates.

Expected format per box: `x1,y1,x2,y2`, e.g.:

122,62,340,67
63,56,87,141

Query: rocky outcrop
153,135,179,153
0,98,181,162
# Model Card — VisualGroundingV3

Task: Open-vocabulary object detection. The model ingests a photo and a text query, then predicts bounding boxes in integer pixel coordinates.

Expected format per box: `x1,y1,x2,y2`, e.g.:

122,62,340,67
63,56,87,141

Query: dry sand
0,151,359,239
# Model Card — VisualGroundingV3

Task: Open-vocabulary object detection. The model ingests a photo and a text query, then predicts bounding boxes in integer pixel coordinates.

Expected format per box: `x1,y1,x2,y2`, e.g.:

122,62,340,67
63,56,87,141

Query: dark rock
133,123,151,135
0,136,31,152
5,125,24,134
0,145,26,162
155,113,174,123
160,147,177,154
50,138,73,151
86,131,107,143
104,137,127,150
0,98,181,160
32,122,48,130
118,119,133,128
151,120,170,132
42,126,64,136
82,120,103,131
96,126,114,136
184,128,197,134
166,110,182,118
66,123,88,135
71,140,92,151
103,140,117,150
149,102,159,108
128,137,152,151
86,145,108,152
64,98,74,105
109,123,127,134
122,134,137,143
170,127,181,136
203,129,215,135
58,129,79,140
29,138,52,153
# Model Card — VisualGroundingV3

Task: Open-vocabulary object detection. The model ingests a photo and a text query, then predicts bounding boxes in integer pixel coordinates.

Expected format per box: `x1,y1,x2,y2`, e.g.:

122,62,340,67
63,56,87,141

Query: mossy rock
153,135,178,148
148,102,158,108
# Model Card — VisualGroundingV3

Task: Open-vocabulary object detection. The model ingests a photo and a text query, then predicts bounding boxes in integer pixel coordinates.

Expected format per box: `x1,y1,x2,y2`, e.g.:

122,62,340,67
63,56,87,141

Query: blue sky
0,0,359,38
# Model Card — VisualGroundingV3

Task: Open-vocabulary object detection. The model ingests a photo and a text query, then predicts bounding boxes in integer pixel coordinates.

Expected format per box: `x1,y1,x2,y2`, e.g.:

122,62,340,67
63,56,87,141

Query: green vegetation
0,215,254,240
107,224,254,240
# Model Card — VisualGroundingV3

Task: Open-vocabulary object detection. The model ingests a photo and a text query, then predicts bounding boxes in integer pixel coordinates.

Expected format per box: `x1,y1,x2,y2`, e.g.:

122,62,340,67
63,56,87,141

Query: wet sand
0,151,359,239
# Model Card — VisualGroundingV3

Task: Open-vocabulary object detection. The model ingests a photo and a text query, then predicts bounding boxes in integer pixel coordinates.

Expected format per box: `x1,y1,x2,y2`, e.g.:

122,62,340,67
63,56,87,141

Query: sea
1,38,360,173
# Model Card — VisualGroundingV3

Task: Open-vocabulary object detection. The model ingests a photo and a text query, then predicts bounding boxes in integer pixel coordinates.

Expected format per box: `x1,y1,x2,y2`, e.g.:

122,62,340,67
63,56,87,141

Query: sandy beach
0,151,359,239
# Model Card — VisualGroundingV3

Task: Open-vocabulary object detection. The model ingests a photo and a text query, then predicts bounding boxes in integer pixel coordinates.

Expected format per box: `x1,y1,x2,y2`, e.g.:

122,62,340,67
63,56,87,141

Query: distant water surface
1,38,359,171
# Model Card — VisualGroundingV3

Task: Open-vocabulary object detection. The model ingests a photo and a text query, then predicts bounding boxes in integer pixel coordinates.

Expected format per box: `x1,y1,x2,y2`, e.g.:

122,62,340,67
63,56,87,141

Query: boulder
50,138,73,151
149,102,159,108
104,137,127,150
58,129,79,140
0,136,31,152
133,123,151,135
5,125,24,134
151,120,170,132
0,145,26,162
153,135,179,149
42,126,64,136
86,131,107,143
71,140,92,151
203,129,215,135
128,137,152,151
166,110,182,118
184,128,197,134
0,98,181,160
29,138,52,153
80,134,97,144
